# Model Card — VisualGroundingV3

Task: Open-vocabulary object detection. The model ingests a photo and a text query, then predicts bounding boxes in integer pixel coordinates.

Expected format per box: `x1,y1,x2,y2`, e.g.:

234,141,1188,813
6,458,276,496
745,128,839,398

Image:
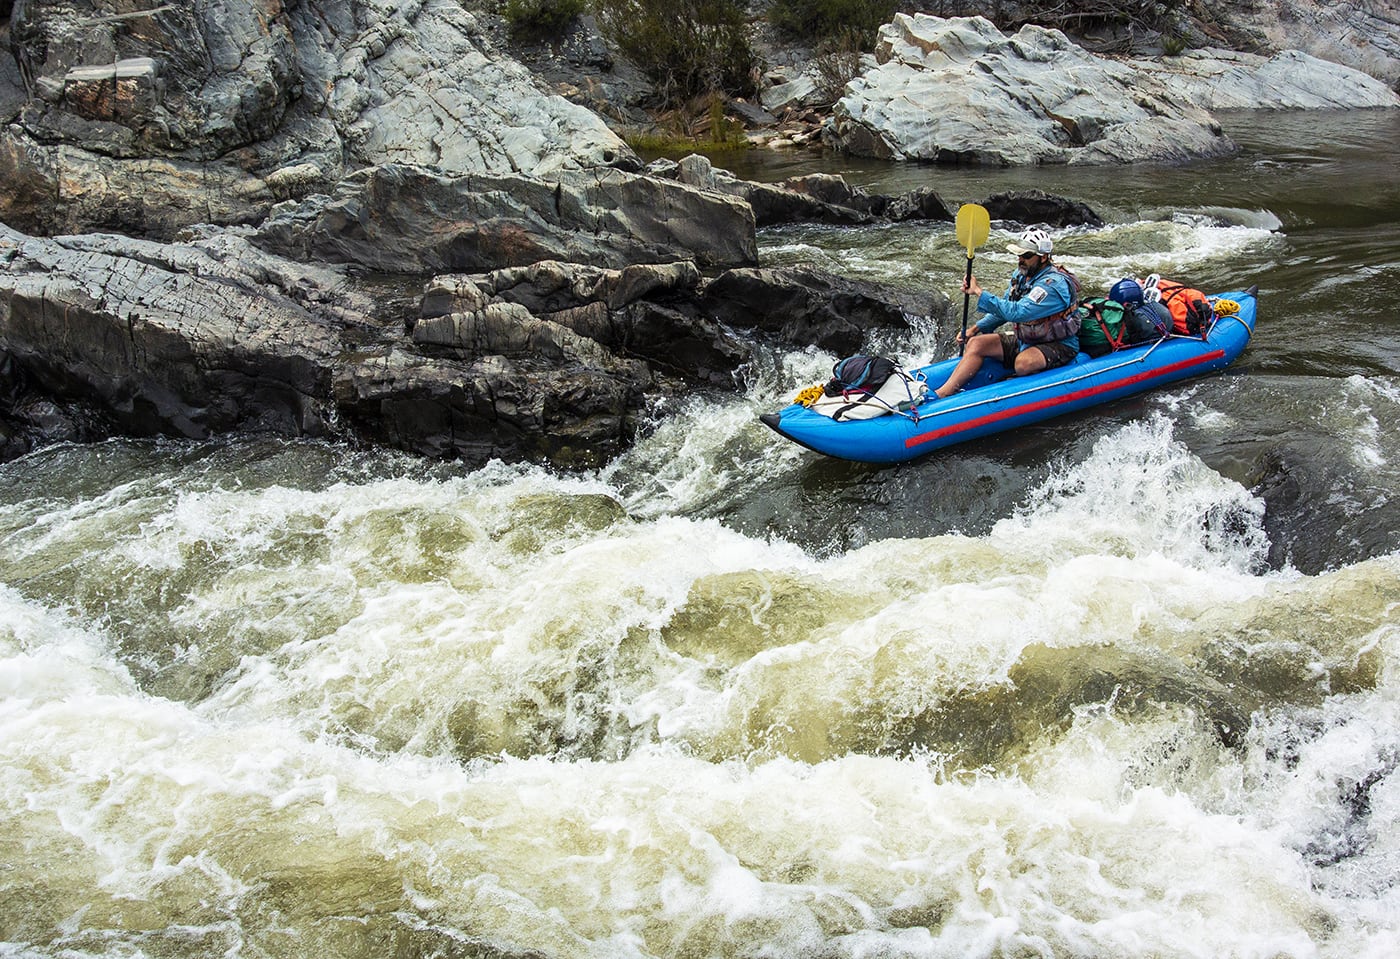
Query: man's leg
1014,346,1050,376
935,334,1003,398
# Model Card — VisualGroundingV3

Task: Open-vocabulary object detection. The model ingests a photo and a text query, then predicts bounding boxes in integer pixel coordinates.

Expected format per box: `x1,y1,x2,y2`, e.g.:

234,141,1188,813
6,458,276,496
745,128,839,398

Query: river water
3,110,1400,958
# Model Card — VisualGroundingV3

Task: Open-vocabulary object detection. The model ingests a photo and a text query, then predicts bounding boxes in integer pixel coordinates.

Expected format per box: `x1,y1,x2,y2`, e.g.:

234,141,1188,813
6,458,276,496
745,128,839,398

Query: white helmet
1007,228,1053,256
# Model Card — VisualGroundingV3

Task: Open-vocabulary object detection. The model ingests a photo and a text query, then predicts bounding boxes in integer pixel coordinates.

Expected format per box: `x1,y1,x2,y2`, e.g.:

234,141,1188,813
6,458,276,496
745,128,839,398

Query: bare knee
1014,347,1048,375
969,334,1002,358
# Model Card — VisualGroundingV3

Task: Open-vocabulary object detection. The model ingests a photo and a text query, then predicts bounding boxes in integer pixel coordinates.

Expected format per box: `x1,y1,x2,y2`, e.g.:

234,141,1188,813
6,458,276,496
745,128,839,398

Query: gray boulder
252,163,759,274
827,15,1231,165
0,0,637,236
827,14,1399,166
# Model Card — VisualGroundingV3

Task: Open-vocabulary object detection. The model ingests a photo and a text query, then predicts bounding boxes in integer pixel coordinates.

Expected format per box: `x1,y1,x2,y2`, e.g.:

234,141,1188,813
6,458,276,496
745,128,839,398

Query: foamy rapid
4,429,1400,957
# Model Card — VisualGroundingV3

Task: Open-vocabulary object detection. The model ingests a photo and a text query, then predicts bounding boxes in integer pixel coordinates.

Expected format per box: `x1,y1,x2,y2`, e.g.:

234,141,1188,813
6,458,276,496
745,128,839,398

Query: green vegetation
1162,32,1190,56
624,94,749,157
592,0,756,105
768,0,897,46
811,27,867,104
502,0,587,38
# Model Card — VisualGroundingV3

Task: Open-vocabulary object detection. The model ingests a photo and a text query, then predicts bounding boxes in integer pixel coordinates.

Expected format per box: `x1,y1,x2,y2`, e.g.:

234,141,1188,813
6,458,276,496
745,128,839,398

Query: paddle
954,203,990,355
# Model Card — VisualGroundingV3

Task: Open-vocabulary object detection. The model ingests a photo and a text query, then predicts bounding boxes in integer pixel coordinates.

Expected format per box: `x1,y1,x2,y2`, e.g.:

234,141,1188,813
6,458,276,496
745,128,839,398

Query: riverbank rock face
0,0,637,237
10,0,298,158
1206,0,1400,90
0,225,925,466
1138,48,1400,110
826,14,1399,166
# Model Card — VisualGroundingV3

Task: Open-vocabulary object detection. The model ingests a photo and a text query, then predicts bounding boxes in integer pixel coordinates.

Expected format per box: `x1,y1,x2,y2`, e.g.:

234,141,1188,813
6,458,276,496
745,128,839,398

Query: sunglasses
1018,252,1038,261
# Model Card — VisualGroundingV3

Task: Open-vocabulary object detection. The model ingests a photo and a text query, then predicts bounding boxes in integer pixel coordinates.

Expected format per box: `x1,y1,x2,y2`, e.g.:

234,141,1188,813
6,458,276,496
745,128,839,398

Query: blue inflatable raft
760,288,1257,464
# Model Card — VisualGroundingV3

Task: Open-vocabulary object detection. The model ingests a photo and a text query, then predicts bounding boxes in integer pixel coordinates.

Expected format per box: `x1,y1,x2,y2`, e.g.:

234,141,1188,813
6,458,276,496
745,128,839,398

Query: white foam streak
994,414,1271,575
0,586,135,702
1049,217,1283,293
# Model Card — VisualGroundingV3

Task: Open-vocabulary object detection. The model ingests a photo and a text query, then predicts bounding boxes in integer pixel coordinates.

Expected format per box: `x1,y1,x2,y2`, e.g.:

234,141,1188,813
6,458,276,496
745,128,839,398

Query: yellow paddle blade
955,203,990,258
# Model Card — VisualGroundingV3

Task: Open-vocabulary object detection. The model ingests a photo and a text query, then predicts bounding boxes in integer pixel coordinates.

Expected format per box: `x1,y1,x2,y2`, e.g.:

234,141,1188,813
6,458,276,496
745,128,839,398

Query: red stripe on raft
905,349,1227,449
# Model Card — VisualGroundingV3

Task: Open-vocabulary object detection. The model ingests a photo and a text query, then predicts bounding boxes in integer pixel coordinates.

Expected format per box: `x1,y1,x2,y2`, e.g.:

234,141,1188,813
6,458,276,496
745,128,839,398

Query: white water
4,413,1399,958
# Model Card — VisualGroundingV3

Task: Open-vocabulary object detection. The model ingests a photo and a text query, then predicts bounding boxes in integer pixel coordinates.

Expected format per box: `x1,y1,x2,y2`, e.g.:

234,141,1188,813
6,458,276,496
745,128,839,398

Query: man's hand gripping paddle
954,203,990,356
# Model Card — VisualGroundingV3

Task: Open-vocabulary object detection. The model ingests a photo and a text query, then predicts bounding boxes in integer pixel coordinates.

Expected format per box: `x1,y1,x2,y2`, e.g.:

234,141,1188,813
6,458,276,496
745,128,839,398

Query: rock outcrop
1204,0,1400,91
1,0,638,237
827,15,1400,166
0,224,930,465
1138,48,1400,110
252,163,761,274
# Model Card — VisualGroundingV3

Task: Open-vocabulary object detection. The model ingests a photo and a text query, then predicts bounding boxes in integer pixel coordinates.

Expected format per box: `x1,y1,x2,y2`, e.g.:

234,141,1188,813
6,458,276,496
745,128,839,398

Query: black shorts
998,329,1076,370
1030,340,1079,370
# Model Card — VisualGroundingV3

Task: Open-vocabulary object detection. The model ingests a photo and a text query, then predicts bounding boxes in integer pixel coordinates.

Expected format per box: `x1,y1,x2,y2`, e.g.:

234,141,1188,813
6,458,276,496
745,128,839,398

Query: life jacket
1153,279,1214,336
1077,297,1128,357
1011,264,1081,346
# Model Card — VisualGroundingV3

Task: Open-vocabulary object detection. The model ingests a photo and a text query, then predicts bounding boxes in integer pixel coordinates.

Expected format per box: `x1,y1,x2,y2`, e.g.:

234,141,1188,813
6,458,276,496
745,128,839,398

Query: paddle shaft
959,253,975,355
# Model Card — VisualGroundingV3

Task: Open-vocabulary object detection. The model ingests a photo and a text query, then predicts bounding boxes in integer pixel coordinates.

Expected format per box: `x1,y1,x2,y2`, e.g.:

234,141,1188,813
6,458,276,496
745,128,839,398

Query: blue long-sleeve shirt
974,264,1080,352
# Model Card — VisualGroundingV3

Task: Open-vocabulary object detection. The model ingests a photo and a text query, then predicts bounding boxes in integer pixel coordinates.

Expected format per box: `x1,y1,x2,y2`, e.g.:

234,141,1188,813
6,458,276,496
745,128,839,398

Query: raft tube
760,288,1257,464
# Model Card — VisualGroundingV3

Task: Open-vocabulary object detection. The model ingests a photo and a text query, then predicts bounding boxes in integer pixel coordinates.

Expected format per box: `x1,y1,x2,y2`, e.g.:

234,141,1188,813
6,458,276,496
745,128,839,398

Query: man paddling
934,228,1081,399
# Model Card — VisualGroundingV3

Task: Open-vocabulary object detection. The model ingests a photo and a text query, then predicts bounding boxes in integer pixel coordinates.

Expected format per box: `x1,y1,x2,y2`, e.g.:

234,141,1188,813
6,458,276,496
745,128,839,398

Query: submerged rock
981,190,1105,228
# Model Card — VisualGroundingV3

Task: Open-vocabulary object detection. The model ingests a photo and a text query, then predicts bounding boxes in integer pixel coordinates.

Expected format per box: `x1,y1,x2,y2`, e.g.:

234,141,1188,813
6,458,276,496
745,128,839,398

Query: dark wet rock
433,260,748,386
416,259,927,386
768,173,955,224
0,227,932,467
332,348,645,469
647,155,955,227
701,267,935,357
0,226,349,443
980,190,1106,229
